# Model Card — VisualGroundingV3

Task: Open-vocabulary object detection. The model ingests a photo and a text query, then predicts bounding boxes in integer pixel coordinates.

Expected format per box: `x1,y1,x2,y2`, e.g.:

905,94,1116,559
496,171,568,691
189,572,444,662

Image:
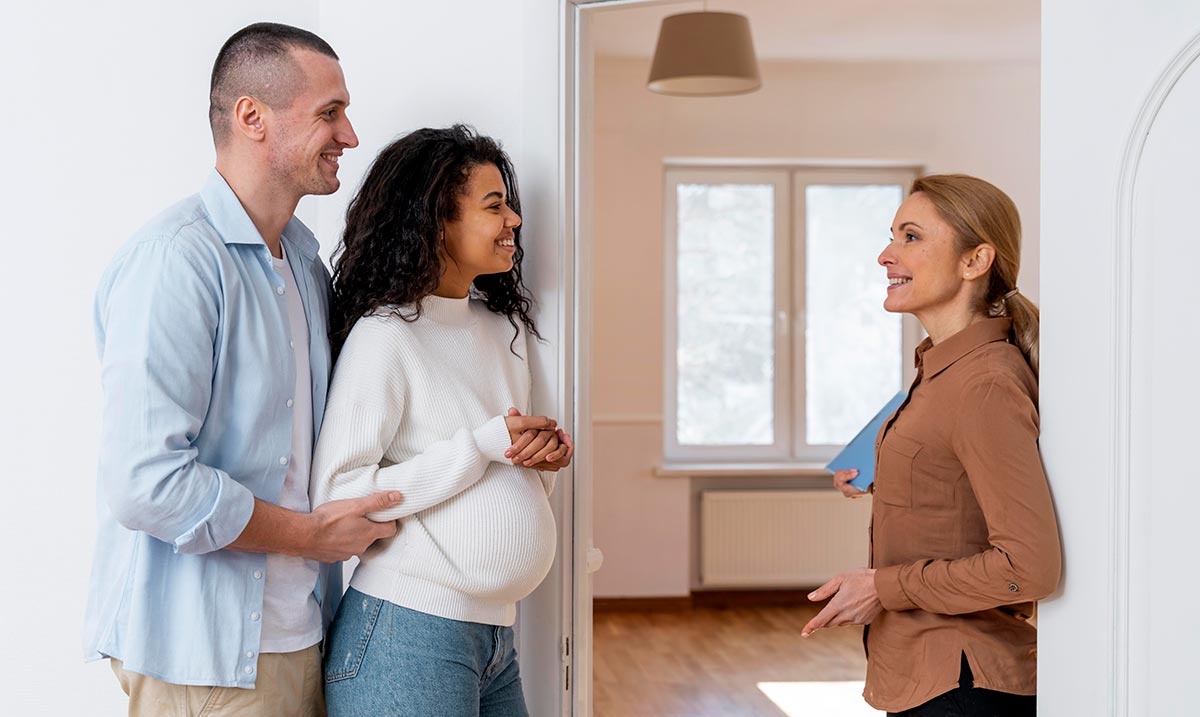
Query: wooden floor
593,603,872,717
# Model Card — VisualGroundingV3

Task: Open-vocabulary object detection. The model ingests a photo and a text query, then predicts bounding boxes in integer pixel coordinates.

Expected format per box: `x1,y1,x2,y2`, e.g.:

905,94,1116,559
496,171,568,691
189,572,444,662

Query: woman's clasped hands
504,407,575,471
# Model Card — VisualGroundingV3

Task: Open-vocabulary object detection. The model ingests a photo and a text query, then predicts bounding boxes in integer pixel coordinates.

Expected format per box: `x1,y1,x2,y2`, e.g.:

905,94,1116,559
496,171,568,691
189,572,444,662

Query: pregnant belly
415,466,558,599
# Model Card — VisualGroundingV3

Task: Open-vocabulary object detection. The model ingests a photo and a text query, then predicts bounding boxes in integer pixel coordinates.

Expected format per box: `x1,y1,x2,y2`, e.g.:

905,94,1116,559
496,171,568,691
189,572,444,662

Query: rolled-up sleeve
96,239,254,554
875,375,1061,614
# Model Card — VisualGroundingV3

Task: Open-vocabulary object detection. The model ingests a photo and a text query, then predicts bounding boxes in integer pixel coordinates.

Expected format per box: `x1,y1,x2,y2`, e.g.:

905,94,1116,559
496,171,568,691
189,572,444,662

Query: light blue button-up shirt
84,170,341,688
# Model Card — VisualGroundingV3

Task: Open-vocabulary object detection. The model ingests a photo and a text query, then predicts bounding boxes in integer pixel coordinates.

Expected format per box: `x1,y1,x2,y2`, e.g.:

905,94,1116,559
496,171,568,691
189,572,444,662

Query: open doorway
568,1,1041,715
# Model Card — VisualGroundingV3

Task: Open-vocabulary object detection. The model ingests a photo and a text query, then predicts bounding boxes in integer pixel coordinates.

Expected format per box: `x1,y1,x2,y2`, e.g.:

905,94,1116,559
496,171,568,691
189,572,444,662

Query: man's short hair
209,22,339,145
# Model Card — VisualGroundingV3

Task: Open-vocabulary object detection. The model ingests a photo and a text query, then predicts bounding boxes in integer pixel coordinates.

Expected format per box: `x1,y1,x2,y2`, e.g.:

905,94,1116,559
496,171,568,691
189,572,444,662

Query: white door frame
556,3,929,714
560,3,1200,717
557,2,939,715
1052,26,1200,716
558,2,684,715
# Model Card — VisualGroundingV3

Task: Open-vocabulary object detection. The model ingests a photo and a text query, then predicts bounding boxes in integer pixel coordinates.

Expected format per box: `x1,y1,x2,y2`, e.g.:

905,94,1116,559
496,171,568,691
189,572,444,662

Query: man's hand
303,491,403,562
229,491,404,562
801,567,883,637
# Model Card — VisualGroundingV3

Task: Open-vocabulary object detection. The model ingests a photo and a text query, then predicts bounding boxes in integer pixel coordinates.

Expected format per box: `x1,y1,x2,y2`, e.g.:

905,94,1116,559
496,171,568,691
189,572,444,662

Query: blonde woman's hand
833,469,866,498
801,568,883,637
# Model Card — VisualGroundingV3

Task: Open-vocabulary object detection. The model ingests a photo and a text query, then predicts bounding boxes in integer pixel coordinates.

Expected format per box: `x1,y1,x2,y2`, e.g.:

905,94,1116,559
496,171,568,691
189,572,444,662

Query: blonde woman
804,175,1061,716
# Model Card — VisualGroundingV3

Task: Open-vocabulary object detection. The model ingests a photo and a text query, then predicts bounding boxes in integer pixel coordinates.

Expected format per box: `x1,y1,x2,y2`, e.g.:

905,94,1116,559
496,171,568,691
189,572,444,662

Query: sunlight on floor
757,682,883,716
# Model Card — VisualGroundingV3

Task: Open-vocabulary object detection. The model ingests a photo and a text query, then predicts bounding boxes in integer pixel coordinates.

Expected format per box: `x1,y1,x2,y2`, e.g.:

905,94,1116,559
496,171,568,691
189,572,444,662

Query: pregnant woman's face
441,162,523,281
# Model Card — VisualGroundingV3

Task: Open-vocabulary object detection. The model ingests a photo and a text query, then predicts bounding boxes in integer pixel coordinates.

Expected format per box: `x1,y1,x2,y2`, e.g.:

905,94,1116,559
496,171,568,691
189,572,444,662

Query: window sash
791,167,920,462
663,167,791,462
663,164,921,464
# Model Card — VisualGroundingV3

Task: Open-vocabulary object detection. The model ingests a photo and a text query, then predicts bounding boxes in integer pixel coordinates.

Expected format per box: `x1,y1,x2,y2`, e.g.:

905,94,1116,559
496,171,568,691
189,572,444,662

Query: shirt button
289,340,295,350
244,665,254,674
253,570,263,580
1008,583,1021,593
276,286,285,296
250,611,261,621
279,457,288,466
246,650,255,659
286,399,294,408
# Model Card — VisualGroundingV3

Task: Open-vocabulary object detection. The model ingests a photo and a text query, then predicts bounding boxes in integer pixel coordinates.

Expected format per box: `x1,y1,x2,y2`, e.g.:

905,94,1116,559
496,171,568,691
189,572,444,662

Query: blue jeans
324,588,529,717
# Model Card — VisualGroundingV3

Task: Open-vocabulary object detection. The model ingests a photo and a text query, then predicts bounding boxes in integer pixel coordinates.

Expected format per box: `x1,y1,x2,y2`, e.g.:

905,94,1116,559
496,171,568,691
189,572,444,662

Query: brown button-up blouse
864,317,1061,713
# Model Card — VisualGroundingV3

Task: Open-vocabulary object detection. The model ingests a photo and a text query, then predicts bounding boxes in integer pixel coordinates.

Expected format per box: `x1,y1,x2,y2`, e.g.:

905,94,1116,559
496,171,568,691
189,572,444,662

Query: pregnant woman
312,125,573,717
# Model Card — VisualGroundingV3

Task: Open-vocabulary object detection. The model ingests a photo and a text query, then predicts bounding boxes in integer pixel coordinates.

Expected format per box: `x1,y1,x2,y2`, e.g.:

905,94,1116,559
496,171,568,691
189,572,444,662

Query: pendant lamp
647,10,761,96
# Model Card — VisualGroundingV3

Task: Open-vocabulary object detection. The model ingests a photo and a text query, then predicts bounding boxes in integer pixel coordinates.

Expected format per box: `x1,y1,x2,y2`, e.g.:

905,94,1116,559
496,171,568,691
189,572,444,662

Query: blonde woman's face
877,192,974,316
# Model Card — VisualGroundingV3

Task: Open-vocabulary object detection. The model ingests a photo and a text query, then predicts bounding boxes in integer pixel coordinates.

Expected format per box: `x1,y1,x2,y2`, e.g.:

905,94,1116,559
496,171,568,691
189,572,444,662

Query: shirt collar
199,169,320,261
916,317,1013,379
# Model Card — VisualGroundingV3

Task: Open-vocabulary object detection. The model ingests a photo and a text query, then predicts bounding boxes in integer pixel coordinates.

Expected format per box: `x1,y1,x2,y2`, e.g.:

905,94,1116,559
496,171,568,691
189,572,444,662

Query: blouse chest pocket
876,433,923,508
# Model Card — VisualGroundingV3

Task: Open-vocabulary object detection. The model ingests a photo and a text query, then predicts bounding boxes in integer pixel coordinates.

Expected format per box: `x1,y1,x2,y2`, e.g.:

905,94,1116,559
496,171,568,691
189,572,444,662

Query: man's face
266,49,358,198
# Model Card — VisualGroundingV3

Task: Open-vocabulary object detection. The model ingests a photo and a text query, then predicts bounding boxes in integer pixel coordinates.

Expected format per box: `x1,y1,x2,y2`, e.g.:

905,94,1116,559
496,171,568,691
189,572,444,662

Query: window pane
805,184,903,445
676,183,775,446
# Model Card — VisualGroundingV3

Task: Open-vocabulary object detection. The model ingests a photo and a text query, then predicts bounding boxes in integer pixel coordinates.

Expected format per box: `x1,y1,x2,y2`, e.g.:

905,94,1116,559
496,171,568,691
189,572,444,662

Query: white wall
590,56,1041,598
1,4,317,713
0,2,567,714
1040,1,1200,714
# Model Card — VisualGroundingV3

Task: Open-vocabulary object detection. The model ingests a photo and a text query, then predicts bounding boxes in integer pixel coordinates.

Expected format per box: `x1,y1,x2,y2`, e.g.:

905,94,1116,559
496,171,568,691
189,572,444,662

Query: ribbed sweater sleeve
310,318,513,522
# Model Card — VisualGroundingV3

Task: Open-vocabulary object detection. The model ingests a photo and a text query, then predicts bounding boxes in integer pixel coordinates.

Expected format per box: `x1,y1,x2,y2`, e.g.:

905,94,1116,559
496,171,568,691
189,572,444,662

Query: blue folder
825,390,907,492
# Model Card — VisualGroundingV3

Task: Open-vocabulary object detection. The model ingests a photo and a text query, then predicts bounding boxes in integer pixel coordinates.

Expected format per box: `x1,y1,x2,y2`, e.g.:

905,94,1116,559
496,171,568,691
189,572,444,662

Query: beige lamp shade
647,11,761,96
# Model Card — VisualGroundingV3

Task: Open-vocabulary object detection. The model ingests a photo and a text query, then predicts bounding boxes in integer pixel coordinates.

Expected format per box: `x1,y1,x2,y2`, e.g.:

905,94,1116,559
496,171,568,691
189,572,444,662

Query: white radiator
700,490,872,588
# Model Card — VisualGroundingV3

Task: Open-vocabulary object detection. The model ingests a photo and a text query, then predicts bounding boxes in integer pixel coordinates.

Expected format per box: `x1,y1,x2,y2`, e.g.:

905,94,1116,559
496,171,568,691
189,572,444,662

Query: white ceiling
589,0,1040,63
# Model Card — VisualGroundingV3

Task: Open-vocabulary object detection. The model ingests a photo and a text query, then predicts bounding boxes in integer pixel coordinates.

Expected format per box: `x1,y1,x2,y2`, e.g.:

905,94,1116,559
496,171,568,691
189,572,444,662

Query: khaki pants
110,644,325,717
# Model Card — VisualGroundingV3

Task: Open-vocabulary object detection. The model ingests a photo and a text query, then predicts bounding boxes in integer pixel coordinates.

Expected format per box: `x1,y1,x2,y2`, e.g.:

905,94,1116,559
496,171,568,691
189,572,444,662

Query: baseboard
593,596,694,612
594,589,817,612
691,589,815,609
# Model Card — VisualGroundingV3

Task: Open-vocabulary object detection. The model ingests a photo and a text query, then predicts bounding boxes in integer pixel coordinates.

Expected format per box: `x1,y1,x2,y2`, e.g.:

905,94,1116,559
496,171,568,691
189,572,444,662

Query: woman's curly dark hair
329,124,541,356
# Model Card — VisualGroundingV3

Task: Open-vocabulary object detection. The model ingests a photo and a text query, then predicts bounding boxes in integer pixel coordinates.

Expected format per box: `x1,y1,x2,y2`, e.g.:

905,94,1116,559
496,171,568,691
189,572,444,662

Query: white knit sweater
310,295,557,627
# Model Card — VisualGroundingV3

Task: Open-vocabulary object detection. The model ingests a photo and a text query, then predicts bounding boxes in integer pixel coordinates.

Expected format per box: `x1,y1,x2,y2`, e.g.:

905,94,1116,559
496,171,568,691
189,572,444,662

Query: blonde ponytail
991,290,1039,377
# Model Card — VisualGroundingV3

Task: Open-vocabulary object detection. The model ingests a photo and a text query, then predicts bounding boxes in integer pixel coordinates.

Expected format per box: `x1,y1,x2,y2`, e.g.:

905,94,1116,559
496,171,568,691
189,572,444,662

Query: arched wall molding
1110,28,1200,717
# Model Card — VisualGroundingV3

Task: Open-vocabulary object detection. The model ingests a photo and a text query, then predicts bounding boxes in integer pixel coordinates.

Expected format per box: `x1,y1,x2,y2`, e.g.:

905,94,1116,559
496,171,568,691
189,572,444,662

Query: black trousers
887,654,1037,717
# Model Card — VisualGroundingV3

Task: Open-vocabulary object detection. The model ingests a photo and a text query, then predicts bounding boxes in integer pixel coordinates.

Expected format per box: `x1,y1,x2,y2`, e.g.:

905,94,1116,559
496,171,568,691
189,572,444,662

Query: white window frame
664,162,923,465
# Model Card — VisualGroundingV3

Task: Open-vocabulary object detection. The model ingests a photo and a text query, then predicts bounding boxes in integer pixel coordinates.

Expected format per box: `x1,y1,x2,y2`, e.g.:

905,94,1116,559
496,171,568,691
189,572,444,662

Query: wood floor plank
594,603,871,717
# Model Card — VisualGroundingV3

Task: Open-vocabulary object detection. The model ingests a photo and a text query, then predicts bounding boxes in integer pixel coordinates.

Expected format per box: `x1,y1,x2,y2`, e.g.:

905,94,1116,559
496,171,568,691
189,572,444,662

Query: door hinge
562,636,572,692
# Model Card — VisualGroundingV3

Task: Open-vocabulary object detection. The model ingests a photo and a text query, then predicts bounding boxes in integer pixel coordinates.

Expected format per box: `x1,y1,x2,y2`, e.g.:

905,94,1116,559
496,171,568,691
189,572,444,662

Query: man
83,23,396,715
